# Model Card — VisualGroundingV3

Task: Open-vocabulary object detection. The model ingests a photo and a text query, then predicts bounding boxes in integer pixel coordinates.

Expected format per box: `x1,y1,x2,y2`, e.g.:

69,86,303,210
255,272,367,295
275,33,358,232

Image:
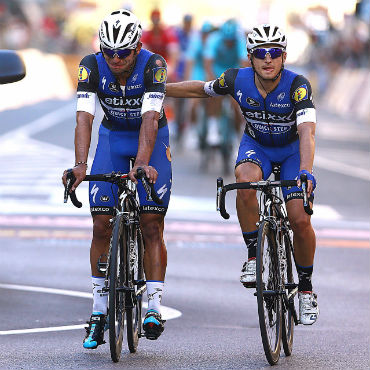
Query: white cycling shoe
299,291,319,325
240,258,256,288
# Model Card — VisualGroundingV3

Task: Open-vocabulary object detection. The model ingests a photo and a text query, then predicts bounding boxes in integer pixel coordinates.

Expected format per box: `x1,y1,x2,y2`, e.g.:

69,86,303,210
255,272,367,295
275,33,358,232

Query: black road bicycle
216,166,313,365
64,167,163,362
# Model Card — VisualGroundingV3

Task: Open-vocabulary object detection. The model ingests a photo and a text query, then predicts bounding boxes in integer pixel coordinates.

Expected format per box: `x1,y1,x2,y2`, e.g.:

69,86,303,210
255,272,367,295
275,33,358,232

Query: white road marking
315,155,370,181
0,283,181,335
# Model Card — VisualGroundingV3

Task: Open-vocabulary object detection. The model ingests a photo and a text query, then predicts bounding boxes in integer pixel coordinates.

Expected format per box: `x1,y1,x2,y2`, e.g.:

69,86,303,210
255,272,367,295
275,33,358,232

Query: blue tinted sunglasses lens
253,48,283,59
102,48,132,59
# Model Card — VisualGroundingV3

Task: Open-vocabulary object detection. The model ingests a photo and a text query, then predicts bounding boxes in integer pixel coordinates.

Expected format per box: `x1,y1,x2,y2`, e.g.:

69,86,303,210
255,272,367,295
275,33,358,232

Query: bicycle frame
256,180,299,324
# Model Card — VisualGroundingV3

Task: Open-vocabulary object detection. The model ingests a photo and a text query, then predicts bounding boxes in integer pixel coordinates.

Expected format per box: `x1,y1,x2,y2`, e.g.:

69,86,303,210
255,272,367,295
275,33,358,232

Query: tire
126,225,145,353
281,229,295,356
256,220,282,365
108,213,126,363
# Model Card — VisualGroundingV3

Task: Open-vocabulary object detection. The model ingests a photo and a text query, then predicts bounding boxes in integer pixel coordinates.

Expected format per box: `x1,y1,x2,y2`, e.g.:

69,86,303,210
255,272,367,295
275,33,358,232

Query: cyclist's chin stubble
108,58,134,76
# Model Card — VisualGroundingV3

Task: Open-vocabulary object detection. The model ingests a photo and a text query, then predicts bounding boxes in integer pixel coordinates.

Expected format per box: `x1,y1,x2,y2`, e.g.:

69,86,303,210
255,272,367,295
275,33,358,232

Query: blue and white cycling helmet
99,9,142,49
246,24,287,52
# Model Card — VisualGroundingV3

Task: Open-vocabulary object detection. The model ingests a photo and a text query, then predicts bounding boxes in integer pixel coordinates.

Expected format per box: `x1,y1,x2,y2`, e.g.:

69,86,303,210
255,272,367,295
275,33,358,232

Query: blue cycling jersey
77,49,168,131
208,66,317,202
211,68,316,147
76,50,172,215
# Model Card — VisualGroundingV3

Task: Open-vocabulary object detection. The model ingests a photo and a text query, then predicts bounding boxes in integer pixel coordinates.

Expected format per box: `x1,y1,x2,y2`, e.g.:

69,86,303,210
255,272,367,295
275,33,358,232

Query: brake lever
300,173,313,216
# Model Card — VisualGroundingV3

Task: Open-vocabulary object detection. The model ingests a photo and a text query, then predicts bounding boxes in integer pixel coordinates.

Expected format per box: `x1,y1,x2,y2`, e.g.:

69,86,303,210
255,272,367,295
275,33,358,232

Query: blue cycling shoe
143,309,166,340
83,312,106,349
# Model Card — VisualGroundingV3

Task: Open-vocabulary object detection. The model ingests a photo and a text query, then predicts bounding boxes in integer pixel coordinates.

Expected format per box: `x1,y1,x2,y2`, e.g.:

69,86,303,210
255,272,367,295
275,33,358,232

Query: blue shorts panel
235,134,313,202
89,125,172,215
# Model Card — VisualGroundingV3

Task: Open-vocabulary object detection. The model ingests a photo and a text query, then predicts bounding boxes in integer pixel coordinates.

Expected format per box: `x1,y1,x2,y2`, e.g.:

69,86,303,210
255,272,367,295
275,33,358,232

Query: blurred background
0,0,369,119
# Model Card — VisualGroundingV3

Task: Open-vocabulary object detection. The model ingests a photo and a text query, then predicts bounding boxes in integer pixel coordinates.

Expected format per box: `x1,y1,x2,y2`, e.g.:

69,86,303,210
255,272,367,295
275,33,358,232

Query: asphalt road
0,98,369,369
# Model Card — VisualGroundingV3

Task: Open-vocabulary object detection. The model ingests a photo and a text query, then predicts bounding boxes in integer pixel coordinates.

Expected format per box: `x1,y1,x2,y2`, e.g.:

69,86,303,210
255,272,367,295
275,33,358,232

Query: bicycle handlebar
216,177,312,220
63,167,163,208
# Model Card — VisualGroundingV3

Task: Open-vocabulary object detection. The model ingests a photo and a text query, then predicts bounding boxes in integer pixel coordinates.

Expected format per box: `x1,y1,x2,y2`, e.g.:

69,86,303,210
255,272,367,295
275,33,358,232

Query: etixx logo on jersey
153,67,167,83
292,84,308,102
78,65,91,83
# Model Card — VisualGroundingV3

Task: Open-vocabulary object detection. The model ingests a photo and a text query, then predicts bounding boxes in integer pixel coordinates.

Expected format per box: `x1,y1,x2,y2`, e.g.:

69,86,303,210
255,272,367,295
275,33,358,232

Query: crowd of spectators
1,0,368,98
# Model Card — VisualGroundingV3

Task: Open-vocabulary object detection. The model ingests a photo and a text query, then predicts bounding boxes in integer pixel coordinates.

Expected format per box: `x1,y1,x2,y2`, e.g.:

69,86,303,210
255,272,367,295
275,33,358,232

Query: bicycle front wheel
108,213,126,363
281,229,295,356
126,225,145,353
256,220,282,365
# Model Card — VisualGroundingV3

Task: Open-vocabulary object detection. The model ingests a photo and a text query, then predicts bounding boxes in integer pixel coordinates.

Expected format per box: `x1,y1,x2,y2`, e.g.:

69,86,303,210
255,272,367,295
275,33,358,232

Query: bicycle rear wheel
256,220,282,365
126,225,145,353
281,229,295,356
108,213,126,362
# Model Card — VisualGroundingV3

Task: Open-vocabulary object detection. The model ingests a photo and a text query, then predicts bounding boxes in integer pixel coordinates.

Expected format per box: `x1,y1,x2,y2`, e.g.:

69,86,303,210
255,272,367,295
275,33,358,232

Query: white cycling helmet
246,24,287,52
99,9,142,49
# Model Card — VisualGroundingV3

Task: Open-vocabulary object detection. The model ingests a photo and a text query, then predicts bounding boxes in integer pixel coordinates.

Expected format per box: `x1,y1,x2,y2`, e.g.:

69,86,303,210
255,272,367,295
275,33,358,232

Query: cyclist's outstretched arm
165,80,209,98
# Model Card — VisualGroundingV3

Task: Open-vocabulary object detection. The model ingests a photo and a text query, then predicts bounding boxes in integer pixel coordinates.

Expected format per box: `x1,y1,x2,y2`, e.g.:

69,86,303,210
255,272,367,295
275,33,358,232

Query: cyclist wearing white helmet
166,23,319,326
63,9,171,348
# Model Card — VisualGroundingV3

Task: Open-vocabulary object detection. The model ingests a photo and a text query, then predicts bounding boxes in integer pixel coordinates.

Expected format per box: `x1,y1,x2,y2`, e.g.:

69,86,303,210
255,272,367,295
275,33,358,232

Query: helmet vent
254,27,263,38
263,26,270,37
118,23,134,44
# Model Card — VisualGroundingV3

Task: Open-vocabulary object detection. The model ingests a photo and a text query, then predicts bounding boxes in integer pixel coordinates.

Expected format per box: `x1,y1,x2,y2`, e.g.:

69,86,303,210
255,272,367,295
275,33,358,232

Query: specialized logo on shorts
78,65,91,83
292,84,308,102
153,67,167,83
218,72,228,88
157,184,168,200
246,97,260,107
90,184,99,203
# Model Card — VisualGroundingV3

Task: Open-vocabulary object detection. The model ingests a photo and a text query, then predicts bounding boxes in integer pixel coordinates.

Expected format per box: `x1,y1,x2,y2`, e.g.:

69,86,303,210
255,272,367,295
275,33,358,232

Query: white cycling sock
146,281,164,314
92,276,108,315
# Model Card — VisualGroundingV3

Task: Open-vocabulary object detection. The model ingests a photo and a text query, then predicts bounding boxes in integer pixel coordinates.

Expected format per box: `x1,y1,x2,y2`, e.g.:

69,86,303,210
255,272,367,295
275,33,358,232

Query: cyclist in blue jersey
166,24,319,325
62,9,170,348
